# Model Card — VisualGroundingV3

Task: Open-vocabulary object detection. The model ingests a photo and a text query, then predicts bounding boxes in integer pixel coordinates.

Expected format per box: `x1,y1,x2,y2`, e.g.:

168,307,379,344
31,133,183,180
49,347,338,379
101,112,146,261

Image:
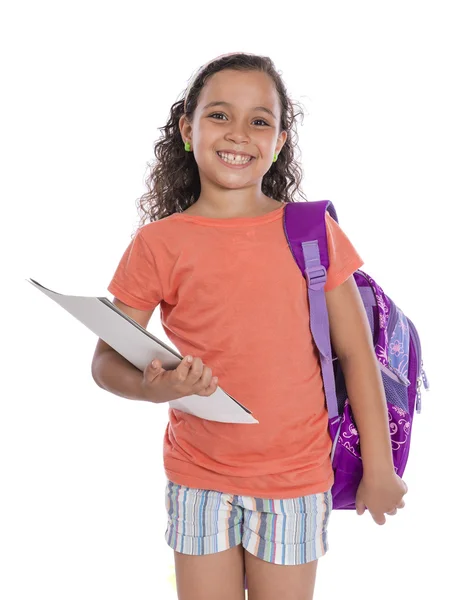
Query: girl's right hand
141,355,219,403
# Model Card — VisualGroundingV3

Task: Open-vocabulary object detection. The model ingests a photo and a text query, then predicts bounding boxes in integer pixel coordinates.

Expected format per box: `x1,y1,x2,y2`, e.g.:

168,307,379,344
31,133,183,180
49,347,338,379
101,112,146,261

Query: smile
216,152,255,169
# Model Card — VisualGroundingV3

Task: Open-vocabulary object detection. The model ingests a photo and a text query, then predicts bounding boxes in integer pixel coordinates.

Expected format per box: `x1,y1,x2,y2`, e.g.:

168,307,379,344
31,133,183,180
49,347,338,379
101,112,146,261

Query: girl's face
180,69,287,190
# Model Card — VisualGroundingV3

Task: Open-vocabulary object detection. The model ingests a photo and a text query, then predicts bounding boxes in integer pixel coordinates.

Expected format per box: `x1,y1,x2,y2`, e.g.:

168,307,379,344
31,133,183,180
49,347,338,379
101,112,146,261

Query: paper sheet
27,278,258,424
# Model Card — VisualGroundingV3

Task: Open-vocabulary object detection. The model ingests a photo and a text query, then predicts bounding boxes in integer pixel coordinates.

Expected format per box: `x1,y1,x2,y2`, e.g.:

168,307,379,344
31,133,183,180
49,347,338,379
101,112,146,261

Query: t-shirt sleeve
107,228,163,311
324,212,364,292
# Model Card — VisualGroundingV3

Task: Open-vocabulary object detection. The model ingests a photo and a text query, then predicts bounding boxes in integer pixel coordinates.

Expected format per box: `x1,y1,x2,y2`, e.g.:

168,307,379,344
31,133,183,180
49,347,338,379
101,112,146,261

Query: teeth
218,152,252,164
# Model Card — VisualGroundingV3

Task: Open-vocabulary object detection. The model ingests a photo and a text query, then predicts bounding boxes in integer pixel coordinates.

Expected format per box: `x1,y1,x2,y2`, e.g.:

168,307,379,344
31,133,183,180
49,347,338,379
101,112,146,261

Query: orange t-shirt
107,202,364,499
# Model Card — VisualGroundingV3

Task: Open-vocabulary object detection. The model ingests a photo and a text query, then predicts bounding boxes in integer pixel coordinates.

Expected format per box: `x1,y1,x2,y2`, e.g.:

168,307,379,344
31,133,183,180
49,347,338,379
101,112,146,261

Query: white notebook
27,278,257,424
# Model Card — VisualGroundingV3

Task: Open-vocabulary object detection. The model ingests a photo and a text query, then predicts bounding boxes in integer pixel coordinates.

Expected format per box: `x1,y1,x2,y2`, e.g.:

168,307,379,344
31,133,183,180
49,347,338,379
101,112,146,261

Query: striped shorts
165,480,332,565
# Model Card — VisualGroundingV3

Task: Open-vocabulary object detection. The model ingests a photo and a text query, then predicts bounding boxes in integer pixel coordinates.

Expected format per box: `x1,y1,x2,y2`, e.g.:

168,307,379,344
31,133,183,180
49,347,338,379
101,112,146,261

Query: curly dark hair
135,52,308,232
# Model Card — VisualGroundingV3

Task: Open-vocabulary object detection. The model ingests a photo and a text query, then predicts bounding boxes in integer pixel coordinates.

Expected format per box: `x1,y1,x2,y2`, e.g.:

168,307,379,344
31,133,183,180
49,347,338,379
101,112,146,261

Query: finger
200,376,219,397
402,480,408,494
186,357,204,385
372,512,386,526
397,498,406,509
356,499,366,516
147,359,164,381
197,365,213,391
173,356,194,383
386,508,398,516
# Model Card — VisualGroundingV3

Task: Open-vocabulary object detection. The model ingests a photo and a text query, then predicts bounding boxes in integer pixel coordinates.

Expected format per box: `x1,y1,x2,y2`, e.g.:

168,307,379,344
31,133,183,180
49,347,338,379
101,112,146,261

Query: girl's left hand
356,471,408,525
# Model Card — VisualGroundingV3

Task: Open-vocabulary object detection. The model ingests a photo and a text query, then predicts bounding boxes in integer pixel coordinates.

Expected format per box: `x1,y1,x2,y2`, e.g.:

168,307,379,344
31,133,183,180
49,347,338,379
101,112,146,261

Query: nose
224,121,251,145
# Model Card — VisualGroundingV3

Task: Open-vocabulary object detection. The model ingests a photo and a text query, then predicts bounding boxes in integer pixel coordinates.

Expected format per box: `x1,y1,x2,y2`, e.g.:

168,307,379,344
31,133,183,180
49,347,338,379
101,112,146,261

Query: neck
184,193,282,219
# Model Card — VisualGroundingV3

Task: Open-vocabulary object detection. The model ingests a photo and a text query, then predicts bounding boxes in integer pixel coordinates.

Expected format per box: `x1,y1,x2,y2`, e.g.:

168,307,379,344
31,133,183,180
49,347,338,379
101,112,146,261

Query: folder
27,278,258,424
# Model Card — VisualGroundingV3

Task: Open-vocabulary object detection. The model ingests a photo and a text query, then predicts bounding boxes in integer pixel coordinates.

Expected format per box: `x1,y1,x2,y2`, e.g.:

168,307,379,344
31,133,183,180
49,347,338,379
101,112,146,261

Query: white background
2,1,460,598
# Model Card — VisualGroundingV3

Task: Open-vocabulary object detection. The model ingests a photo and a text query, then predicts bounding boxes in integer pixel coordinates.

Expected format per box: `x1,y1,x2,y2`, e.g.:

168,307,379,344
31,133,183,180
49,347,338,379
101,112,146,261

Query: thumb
148,359,163,379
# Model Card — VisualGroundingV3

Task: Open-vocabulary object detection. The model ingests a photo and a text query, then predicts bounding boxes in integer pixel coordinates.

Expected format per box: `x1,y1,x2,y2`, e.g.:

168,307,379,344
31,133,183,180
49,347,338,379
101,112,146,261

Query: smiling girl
91,52,407,600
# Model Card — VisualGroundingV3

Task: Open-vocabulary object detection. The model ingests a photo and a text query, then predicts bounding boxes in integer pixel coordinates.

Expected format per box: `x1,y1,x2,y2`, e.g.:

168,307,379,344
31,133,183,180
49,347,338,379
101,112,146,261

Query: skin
325,276,408,525
94,69,407,599
178,69,288,219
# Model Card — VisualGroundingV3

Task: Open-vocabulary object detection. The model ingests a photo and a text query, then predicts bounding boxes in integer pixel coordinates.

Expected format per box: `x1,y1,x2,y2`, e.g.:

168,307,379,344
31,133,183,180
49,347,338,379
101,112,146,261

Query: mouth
216,151,255,169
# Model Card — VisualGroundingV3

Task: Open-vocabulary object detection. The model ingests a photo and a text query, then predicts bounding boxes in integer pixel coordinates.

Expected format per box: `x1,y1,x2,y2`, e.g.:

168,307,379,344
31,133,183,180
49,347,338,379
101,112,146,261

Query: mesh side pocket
365,305,375,329
333,361,409,415
364,305,378,345
334,361,348,415
381,370,409,413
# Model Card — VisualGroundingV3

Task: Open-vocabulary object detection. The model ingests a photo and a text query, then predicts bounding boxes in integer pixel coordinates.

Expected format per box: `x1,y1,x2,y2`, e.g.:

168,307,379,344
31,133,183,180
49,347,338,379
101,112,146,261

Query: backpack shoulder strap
283,200,339,421
283,200,338,273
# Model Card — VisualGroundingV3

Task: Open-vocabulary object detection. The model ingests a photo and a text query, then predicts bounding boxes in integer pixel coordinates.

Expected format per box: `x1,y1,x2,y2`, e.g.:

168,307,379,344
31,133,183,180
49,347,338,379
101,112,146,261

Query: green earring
184,141,191,152
273,153,278,162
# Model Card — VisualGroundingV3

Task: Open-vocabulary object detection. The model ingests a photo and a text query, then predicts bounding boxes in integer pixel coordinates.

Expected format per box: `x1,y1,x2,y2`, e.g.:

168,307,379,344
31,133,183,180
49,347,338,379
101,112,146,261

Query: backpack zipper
421,366,430,390
387,299,398,336
379,361,410,386
407,317,428,413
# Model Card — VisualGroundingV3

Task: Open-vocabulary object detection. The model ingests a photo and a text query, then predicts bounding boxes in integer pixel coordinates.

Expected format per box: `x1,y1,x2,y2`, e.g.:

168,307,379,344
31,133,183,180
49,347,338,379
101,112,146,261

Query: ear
276,129,288,155
179,114,193,145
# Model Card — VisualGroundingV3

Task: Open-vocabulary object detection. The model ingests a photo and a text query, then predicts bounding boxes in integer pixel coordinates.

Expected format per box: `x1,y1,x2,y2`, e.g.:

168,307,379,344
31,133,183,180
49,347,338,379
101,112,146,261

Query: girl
91,52,407,600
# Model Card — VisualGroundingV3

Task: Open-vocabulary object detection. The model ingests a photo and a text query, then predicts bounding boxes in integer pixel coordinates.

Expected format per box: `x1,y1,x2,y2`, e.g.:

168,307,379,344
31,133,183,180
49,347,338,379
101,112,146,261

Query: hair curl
135,53,308,232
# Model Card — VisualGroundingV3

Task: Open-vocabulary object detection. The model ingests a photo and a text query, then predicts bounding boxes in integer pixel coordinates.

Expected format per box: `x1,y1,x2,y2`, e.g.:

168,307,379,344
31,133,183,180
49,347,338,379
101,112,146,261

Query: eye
209,113,227,121
208,113,269,126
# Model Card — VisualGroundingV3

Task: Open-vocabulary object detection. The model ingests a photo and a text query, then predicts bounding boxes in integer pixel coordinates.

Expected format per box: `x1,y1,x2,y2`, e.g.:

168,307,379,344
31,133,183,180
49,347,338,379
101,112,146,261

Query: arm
91,298,157,403
325,275,407,523
325,276,394,474
91,298,218,404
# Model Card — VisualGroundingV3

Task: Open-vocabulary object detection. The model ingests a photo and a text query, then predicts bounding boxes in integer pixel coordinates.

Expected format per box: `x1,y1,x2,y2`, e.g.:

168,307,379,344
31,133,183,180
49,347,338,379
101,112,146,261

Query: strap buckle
305,265,327,290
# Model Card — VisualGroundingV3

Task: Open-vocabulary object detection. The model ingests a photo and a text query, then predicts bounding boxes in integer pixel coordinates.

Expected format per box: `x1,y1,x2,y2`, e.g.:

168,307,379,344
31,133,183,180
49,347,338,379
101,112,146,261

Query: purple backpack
283,200,429,510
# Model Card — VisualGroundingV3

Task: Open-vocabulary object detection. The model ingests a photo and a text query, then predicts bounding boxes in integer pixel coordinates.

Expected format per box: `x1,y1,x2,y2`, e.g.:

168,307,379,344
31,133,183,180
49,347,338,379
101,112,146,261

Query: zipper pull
416,378,422,414
421,361,430,390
